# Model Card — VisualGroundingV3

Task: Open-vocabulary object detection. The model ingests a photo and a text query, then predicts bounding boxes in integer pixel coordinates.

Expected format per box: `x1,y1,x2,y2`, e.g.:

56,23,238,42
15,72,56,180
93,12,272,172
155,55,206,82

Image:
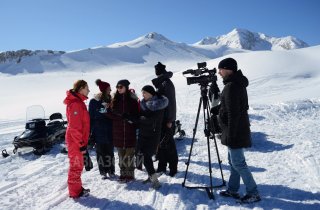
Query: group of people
63,58,261,204
63,62,178,198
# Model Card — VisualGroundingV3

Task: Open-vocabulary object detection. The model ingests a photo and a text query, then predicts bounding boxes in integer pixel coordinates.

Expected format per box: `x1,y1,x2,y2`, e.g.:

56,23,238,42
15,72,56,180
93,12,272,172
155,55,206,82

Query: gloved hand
210,105,220,115
159,127,173,148
122,113,139,125
80,146,87,152
83,150,93,171
121,113,130,119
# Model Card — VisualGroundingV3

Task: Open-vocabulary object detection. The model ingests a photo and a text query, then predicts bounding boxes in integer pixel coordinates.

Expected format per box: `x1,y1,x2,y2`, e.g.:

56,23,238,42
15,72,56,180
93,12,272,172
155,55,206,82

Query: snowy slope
0,45,320,209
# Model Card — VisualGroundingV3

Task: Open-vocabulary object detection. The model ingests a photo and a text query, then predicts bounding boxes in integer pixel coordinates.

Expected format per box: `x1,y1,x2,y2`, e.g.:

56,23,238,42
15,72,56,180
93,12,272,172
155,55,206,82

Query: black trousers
143,153,155,176
157,124,178,174
95,143,115,175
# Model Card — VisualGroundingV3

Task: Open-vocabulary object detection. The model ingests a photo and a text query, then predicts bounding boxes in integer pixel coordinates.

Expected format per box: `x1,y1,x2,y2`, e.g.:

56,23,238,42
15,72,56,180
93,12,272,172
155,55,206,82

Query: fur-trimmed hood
93,93,102,101
141,95,168,111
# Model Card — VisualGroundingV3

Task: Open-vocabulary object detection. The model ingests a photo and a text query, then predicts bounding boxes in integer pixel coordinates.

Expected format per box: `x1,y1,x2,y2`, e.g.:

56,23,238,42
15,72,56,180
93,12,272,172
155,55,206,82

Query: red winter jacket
63,90,90,150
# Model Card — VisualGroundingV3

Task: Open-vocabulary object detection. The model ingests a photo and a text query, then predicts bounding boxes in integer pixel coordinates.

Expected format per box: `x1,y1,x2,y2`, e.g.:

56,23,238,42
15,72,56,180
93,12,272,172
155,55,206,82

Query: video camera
183,62,217,85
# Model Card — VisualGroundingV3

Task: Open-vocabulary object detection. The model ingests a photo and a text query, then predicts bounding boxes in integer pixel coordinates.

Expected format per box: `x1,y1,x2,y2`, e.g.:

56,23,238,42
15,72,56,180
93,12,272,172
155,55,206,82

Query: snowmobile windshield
26,105,45,121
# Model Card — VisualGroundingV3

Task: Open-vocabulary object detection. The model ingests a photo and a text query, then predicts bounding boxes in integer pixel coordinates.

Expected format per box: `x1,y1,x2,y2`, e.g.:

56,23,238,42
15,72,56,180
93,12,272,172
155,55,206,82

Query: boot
150,173,161,189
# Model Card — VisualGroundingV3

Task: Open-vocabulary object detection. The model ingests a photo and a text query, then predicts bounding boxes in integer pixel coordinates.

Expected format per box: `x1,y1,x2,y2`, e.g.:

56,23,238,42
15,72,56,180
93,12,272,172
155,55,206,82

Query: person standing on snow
217,58,261,203
152,62,178,177
105,79,139,182
63,80,91,198
138,85,168,189
89,79,115,180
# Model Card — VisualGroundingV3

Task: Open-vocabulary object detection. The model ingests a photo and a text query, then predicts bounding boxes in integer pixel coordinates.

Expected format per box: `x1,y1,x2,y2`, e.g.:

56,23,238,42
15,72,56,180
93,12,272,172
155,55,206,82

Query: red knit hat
95,79,110,92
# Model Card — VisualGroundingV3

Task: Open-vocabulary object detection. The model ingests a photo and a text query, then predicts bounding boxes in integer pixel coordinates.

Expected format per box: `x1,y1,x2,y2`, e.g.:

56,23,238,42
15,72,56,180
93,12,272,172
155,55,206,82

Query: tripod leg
212,136,226,186
207,100,226,186
182,97,202,187
204,102,214,198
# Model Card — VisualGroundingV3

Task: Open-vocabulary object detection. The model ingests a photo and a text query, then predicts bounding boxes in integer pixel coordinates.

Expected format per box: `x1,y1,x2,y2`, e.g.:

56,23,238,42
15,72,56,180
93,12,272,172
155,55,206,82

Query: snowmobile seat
49,113,63,121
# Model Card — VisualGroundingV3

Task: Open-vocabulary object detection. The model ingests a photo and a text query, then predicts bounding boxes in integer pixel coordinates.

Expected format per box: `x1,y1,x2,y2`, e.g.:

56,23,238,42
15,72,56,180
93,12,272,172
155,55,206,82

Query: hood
223,70,249,88
63,90,88,105
152,71,173,88
141,95,169,111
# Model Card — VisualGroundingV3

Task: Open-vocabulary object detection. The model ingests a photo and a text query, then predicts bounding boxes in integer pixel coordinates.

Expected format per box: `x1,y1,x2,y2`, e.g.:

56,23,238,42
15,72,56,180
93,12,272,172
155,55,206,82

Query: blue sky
1,0,319,52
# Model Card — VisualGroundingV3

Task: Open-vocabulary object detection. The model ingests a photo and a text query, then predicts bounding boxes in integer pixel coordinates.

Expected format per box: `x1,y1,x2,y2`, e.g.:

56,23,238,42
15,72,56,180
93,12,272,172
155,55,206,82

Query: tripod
182,84,226,199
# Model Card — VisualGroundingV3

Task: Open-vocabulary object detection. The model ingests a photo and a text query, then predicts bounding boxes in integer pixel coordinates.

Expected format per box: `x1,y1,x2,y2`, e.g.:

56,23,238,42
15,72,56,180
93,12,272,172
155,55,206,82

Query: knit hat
95,79,110,92
142,85,156,96
155,62,167,76
218,58,238,72
116,79,130,88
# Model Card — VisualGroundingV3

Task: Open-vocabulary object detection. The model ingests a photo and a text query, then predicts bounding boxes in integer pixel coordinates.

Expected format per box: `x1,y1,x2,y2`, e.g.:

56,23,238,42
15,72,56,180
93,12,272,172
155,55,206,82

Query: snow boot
239,194,261,203
142,177,151,184
79,187,90,197
219,189,240,199
150,173,161,189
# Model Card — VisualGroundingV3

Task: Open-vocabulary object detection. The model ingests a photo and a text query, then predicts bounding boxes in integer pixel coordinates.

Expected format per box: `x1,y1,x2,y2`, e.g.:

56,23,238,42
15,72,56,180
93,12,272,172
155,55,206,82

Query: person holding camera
88,79,115,180
152,62,178,177
63,80,91,198
105,79,139,182
217,58,261,203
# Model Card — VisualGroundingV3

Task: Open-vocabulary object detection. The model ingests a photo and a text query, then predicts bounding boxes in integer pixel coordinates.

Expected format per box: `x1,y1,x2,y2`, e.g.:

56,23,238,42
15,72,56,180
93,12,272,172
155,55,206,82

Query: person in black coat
217,58,260,203
138,85,168,189
89,79,115,179
152,62,178,177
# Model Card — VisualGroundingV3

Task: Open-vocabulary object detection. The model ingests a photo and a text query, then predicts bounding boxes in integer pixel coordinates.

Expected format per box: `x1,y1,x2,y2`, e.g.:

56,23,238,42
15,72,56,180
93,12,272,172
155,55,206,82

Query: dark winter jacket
106,92,139,148
218,70,251,149
152,71,176,123
88,95,113,144
138,95,169,155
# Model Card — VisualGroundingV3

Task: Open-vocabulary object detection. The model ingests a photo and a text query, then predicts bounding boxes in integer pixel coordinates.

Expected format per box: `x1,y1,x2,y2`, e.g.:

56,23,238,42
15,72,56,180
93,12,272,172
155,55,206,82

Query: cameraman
152,62,178,177
217,58,261,203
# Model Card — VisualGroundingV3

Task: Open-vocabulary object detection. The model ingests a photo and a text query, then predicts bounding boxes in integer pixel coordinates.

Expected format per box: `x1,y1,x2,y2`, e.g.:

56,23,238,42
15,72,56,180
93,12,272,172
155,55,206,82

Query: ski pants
67,144,84,198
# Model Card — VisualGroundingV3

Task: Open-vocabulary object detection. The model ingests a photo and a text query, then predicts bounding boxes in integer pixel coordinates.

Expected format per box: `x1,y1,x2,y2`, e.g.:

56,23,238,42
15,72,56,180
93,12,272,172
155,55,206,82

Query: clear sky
1,0,319,52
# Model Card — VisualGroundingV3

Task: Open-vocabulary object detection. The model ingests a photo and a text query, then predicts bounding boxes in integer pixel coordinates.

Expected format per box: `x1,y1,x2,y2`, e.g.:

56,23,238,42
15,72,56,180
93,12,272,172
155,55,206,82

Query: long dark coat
152,71,176,123
138,95,168,155
218,70,252,149
106,92,139,148
88,95,112,144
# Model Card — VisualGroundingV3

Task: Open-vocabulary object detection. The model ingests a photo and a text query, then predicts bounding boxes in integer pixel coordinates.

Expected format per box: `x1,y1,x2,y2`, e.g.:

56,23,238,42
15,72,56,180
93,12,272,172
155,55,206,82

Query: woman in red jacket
63,80,91,198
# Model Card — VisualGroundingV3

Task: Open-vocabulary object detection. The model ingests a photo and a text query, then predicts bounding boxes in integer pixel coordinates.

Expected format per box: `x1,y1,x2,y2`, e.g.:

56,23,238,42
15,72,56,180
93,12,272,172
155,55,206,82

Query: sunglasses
116,85,124,89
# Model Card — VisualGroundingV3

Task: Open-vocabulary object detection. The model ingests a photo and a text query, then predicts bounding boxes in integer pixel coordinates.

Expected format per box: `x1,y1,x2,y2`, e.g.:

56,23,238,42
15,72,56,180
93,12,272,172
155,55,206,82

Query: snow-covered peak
109,32,174,48
195,28,309,50
144,32,172,42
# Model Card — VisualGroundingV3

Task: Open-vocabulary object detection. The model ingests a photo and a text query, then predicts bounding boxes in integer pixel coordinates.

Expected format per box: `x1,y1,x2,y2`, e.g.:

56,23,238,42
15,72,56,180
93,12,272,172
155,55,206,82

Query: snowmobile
174,120,186,140
12,105,67,155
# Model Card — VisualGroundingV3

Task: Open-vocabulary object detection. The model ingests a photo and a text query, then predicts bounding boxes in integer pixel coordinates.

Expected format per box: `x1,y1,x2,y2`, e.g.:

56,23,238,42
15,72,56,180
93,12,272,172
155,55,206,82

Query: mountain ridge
0,29,311,75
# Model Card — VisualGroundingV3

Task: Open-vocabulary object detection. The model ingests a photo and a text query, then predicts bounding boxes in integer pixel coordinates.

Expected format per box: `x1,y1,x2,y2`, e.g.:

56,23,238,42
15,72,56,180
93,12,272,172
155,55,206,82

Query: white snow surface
0,45,320,209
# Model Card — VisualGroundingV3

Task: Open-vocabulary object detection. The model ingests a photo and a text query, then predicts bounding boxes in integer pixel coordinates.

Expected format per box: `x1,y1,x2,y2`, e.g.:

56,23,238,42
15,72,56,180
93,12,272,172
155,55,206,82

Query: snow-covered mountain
0,29,310,75
194,28,309,50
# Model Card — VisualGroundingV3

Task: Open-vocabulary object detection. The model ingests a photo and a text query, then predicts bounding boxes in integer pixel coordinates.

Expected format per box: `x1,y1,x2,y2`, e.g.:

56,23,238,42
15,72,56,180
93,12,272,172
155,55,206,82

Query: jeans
227,148,258,195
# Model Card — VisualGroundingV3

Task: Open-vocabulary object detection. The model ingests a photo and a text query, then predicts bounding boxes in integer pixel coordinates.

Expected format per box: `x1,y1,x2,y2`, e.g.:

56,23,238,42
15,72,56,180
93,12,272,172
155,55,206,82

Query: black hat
218,58,238,72
155,62,167,76
142,85,156,96
117,79,130,87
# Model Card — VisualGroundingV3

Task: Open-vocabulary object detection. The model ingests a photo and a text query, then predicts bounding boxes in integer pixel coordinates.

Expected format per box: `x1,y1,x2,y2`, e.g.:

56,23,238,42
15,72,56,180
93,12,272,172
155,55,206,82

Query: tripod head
200,84,210,110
